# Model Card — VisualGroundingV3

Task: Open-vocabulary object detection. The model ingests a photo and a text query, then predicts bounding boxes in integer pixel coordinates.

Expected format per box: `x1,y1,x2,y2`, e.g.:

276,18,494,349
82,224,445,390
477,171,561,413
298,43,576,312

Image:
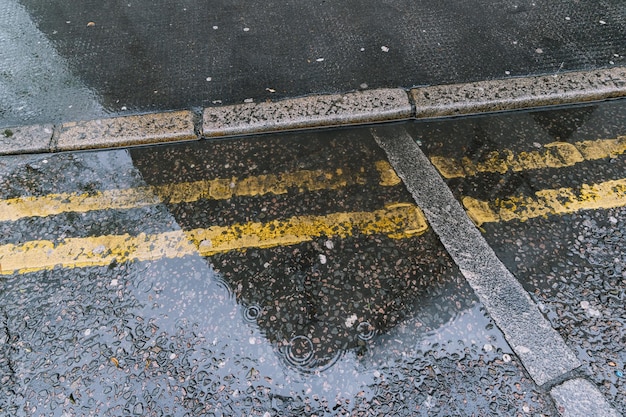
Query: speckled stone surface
202,88,412,137
411,67,626,118
551,379,621,417
56,110,197,151
0,124,53,155
372,124,581,387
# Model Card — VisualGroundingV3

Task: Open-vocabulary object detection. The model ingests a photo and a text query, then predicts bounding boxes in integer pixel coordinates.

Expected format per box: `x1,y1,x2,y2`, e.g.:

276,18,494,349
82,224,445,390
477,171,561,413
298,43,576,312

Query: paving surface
1,101,624,416
2,0,625,126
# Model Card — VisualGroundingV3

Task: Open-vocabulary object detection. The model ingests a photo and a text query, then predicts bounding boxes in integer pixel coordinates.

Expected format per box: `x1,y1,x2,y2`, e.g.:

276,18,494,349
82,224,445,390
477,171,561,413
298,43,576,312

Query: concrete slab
371,124,581,387
56,111,197,151
551,379,621,417
0,124,53,155
202,89,412,137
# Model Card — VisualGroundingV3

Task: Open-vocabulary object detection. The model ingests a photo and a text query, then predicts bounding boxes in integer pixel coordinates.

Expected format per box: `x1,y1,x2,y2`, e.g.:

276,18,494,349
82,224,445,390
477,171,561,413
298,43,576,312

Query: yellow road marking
463,178,626,226
0,161,401,222
0,203,427,275
431,136,626,178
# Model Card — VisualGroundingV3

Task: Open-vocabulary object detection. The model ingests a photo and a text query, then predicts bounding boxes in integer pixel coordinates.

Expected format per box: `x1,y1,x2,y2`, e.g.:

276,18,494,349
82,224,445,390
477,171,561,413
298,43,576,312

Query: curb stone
551,378,621,417
202,88,412,137
1,67,625,155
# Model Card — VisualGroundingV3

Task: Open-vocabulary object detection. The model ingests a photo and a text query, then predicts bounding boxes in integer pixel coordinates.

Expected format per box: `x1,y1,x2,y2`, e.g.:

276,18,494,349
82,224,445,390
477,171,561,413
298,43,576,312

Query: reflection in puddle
209,232,470,377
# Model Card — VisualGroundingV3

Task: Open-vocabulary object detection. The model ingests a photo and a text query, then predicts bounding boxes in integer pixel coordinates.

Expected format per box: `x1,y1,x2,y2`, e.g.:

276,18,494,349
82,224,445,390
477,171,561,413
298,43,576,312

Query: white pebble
244,98,254,103
599,20,606,25
325,240,334,249
381,46,389,52
345,314,357,327
316,58,324,62
93,245,106,254
502,354,512,362
84,329,91,336
319,254,327,264
483,343,493,352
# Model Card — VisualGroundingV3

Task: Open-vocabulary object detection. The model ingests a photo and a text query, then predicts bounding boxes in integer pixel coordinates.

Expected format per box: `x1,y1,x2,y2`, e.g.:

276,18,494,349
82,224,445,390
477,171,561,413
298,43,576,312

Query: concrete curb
203,88,412,137
411,67,626,118
1,67,625,155
551,378,622,417
371,124,581,387
56,110,196,151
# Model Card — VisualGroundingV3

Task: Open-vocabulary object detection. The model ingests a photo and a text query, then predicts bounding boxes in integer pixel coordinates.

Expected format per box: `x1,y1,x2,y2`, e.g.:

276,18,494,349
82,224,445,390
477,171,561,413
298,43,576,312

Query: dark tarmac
1,0,625,126
1,101,624,416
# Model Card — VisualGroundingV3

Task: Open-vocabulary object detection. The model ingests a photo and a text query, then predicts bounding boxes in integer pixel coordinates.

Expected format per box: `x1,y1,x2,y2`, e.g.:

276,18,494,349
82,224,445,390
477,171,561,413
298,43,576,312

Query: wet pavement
0,101,624,416
411,98,626,414
2,0,625,126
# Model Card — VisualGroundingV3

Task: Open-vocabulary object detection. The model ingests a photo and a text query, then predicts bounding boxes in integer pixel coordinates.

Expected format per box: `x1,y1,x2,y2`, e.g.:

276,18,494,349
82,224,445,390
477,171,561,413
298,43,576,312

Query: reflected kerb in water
210,228,454,375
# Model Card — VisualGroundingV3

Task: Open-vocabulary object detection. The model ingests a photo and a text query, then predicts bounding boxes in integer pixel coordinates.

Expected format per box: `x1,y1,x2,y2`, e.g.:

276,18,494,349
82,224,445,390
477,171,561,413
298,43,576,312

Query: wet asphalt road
2,0,625,126
0,101,624,416
412,98,626,414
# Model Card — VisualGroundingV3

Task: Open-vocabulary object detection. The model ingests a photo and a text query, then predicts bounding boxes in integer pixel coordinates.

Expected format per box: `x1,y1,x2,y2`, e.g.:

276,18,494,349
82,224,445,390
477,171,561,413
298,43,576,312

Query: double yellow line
0,160,400,222
431,136,626,179
0,161,427,275
429,135,626,226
